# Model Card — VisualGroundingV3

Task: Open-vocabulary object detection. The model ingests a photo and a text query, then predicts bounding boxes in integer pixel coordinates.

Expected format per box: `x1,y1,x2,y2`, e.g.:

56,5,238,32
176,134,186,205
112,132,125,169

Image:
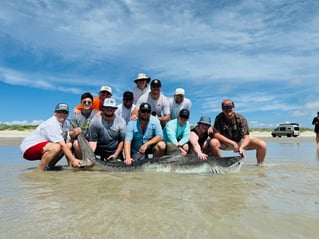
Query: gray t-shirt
88,114,126,151
169,97,192,120
70,110,99,139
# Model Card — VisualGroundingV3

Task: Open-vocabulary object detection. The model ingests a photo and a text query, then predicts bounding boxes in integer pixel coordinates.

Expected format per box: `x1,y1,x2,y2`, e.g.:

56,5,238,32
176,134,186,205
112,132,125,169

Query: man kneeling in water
124,103,165,165
20,103,82,171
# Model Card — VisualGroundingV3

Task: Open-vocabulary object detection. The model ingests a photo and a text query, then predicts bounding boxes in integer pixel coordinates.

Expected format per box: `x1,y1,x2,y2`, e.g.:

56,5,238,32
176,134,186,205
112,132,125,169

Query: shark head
206,156,244,174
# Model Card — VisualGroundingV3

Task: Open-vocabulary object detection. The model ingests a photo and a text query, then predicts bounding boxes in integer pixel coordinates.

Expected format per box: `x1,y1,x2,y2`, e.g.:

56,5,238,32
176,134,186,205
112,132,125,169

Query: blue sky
1,0,319,128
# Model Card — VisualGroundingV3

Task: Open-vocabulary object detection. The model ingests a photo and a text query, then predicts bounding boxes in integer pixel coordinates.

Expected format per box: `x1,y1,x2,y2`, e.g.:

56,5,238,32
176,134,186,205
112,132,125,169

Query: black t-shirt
312,117,319,133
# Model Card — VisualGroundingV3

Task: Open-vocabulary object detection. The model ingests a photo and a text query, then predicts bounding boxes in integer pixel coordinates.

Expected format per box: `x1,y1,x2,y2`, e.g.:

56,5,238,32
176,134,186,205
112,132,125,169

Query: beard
104,111,114,118
139,114,150,122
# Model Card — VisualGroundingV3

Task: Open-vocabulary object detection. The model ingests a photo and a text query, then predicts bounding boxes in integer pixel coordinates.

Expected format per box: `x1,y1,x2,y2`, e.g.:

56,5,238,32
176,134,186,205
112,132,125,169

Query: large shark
77,132,244,174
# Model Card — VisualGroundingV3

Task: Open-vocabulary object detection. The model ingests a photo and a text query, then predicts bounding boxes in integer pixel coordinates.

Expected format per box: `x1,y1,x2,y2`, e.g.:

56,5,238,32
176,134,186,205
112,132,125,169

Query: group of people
20,73,267,171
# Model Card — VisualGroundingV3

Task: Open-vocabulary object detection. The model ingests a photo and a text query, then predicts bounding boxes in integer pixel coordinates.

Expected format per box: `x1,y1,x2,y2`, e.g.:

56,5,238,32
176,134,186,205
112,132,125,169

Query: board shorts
220,139,243,151
23,142,49,160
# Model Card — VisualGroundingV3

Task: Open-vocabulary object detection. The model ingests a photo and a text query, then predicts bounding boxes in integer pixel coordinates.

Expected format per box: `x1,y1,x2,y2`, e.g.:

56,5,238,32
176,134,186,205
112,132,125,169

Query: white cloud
0,120,43,126
1,0,319,127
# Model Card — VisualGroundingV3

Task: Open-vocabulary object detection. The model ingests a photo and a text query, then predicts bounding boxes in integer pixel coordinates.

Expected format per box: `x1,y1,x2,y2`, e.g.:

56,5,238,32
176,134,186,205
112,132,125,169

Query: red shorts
23,142,49,160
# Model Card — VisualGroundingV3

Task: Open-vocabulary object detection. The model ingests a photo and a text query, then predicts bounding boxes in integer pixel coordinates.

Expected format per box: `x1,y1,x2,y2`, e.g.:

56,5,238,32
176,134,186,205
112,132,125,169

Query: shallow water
1,142,319,239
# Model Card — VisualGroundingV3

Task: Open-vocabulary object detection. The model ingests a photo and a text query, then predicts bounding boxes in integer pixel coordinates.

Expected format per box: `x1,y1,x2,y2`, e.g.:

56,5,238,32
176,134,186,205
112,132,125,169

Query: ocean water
0,142,319,239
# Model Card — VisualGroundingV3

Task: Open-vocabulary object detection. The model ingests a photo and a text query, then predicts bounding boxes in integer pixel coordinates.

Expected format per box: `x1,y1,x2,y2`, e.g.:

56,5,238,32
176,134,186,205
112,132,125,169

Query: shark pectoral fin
79,158,94,168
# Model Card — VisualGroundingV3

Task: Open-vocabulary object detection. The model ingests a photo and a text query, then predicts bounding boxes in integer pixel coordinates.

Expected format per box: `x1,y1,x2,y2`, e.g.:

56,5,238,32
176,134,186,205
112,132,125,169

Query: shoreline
0,130,32,146
0,130,316,146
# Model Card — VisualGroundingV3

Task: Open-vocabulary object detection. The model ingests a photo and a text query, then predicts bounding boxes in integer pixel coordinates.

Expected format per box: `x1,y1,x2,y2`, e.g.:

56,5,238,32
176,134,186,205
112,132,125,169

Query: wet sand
0,130,315,146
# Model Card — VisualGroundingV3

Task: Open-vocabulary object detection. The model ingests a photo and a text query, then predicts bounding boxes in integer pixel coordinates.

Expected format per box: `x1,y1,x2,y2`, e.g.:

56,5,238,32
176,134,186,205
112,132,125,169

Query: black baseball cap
179,109,190,119
150,79,161,87
139,102,152,112
123,91,134,100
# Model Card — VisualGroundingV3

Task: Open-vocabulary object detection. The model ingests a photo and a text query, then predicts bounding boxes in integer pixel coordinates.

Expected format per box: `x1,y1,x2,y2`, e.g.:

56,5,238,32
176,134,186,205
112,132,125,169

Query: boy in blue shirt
163,109,190,156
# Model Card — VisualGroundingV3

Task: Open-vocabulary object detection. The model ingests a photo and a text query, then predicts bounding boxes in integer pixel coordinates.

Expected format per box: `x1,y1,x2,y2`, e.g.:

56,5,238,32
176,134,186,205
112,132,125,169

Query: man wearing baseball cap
211,99,267,166
124,102,165,165
169,88,192,120
88,98,126,161
20,103,83,171
131,79,170,128
115,91,136,124
163,109,191,155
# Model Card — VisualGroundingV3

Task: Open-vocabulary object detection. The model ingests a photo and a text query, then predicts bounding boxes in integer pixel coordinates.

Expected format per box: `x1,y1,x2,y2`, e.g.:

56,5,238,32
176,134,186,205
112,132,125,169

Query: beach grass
0,124,37,131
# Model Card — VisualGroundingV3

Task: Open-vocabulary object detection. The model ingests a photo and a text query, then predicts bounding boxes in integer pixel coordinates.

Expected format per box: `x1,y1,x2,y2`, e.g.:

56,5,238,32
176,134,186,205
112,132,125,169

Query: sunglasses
222,106,233,110
179,116,189,120
100,91,112,95
103,107,116,111
82,100,92,104
56,110,69,114
140,109,151,113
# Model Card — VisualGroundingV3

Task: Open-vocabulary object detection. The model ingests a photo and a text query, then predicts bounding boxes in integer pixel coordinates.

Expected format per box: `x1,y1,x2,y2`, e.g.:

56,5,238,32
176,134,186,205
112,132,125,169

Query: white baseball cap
175,88,185,95
103,98,117,109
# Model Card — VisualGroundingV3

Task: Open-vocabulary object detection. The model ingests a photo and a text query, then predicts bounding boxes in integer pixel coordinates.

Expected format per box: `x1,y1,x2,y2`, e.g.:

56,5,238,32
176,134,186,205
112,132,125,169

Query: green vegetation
0,124,37,131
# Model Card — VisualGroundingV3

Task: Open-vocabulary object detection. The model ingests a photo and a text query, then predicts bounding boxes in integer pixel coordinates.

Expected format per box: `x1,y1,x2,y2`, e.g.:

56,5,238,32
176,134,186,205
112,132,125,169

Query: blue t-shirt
125,115,163,154
163,118,190,145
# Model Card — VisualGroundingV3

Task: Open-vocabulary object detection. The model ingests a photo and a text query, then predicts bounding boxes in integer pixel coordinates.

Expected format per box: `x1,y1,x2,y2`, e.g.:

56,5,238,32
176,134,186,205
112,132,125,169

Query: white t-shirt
136,92,170,117
169,97,192,120
115,103,136,124
131,85,150,104
20,116,68,153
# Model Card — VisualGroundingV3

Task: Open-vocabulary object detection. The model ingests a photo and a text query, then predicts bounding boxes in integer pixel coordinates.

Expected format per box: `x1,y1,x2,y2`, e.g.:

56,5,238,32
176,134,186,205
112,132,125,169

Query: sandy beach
0,130,33,146
0,130,315,146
